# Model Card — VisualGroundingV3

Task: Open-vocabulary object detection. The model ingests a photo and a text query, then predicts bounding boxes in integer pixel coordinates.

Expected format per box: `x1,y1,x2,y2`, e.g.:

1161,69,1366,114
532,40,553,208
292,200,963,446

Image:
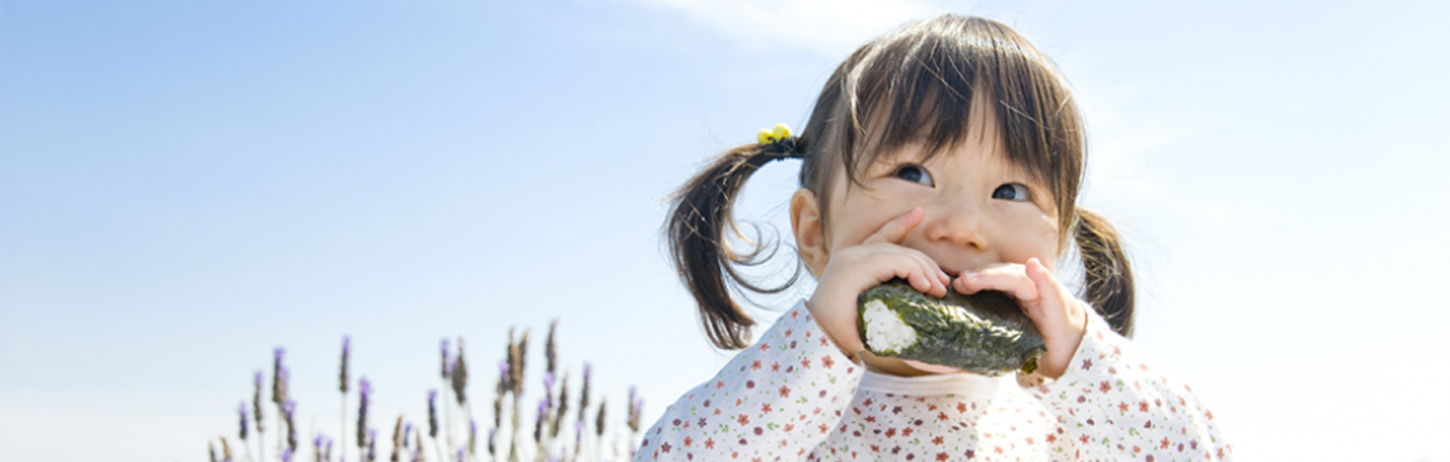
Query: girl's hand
806,207,951,357
953,258,1088,379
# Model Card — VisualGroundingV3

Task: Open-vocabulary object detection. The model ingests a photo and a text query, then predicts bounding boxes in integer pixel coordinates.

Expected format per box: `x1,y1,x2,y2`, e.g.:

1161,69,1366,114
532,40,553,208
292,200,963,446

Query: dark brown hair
668,14,1136,349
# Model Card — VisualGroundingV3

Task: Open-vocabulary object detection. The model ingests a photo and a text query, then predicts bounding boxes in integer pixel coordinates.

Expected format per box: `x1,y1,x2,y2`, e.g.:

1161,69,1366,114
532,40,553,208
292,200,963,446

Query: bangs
810,15,1085,229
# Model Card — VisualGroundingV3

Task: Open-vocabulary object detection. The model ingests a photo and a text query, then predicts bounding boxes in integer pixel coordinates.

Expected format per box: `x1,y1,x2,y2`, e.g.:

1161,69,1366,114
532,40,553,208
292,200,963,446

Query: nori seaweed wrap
857,279,1045,376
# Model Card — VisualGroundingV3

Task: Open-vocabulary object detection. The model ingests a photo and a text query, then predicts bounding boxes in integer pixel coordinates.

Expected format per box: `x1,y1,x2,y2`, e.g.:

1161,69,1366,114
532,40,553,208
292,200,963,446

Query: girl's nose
921,201,990,251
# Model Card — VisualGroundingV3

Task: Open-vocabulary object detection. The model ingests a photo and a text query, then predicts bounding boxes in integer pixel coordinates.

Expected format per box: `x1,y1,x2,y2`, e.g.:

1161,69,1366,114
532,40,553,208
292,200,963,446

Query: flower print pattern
638,301,1233,461
638,301,863,462
1024,311,1234,461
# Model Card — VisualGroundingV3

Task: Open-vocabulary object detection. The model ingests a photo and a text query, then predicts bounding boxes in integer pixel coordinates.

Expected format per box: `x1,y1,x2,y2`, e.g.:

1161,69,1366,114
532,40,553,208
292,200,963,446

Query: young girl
645,15,1231,462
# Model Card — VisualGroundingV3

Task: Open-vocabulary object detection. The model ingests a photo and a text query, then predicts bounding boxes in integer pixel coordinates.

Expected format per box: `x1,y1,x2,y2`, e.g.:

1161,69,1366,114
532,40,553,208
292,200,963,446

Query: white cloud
609,0,943,56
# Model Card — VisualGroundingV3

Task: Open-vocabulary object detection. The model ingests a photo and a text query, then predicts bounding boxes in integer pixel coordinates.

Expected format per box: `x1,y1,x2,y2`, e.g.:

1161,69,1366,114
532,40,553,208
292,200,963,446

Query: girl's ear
790,188,829,276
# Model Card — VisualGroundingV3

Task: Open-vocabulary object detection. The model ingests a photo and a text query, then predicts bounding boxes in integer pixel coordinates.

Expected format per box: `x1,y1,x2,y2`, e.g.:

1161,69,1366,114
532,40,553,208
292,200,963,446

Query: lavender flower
626,386,642,433
455,449,464,462
574,420,584,448
492,397,503,430
440,338,451,379
340,336,351,393
283,399,296,419
326,438,335,462
487,428,497,456
238,401,248,441
468,419,476,455
553,371,569,438
357,377,371,450
507,328,529,396
594,397,606,437
281,447,293,462
284,398,298,452
544,318,558,375
497,360,510,394
426,389,438,438
273,347,287,405
451,337,467,405
515,330,529,394
403,423,412,449
313,436,324,462
578,362,592,422
253,371,265,432
533,397,547,443
367,429,377,462
390,415,404,462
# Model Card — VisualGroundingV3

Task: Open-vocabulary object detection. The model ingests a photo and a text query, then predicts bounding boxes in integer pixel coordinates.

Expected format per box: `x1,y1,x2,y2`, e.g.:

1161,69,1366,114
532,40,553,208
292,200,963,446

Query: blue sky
1,1,1447,461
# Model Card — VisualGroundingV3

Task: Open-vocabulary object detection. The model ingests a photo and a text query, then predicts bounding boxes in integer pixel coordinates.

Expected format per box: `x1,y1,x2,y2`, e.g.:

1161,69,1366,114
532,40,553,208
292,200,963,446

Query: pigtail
667,141,803,350
1073,208,1136,337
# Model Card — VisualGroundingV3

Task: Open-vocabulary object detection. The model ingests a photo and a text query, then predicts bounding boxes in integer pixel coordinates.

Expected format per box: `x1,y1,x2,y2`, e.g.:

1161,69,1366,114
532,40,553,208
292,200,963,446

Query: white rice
862,299,917,354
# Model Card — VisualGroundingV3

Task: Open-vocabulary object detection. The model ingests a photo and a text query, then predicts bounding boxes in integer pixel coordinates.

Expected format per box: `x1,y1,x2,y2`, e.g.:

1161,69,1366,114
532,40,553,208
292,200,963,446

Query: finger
919,256,949,296
862,207,923,245
1024,258,1064,300
903,249,948,296
904,255,946,297
1023,257,1087,379
954,265,1039,302
1024,257,1084,327
904,247,950,292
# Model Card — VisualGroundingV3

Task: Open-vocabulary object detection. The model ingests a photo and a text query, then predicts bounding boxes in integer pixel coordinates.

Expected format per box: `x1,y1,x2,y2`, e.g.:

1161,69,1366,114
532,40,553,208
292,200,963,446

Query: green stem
341,393,347,462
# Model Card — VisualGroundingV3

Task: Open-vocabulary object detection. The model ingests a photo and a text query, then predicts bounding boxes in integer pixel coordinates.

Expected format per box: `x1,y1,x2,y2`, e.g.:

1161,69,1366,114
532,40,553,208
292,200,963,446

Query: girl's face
798,108,1062,279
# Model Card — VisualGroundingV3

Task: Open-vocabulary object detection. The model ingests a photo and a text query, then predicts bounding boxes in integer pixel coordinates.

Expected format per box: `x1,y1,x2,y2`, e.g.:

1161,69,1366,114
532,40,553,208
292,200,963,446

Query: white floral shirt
636,301,1232,462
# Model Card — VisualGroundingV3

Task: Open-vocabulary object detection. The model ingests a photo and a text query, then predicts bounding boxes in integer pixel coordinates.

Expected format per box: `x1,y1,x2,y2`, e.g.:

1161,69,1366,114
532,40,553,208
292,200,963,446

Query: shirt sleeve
635,300,866,462
1019,311,1234,461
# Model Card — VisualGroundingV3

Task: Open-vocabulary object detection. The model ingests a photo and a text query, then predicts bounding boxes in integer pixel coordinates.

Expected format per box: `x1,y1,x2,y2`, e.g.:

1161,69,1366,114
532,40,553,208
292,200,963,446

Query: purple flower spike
284,399,296,418
237,401,249,441
441,338,452,377
315,435,324,447
584,362,592,381
543,372,555,391
536,398,548,419
499,360,509,377
254,371,263,388
574,420,584,445
456,449,464,462
360,377,372,396
281,447,293,462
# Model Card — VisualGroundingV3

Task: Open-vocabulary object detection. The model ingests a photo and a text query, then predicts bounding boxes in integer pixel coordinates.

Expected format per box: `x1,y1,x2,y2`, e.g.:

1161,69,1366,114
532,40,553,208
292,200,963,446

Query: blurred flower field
212,320,645,462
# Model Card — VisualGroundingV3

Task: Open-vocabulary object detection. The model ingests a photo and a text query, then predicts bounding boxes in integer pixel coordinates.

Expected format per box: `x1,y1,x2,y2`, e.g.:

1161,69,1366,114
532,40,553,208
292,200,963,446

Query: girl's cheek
1006,212,1061,265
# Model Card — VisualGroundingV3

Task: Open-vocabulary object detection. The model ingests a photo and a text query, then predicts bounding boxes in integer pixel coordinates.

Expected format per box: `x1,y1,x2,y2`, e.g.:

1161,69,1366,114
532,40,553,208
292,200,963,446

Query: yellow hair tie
757,123,792,144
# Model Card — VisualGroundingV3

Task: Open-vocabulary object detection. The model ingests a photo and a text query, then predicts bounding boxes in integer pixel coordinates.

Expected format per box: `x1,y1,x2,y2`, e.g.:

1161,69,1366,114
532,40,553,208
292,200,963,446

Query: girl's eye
893,164,934,187
992,183,1031,201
